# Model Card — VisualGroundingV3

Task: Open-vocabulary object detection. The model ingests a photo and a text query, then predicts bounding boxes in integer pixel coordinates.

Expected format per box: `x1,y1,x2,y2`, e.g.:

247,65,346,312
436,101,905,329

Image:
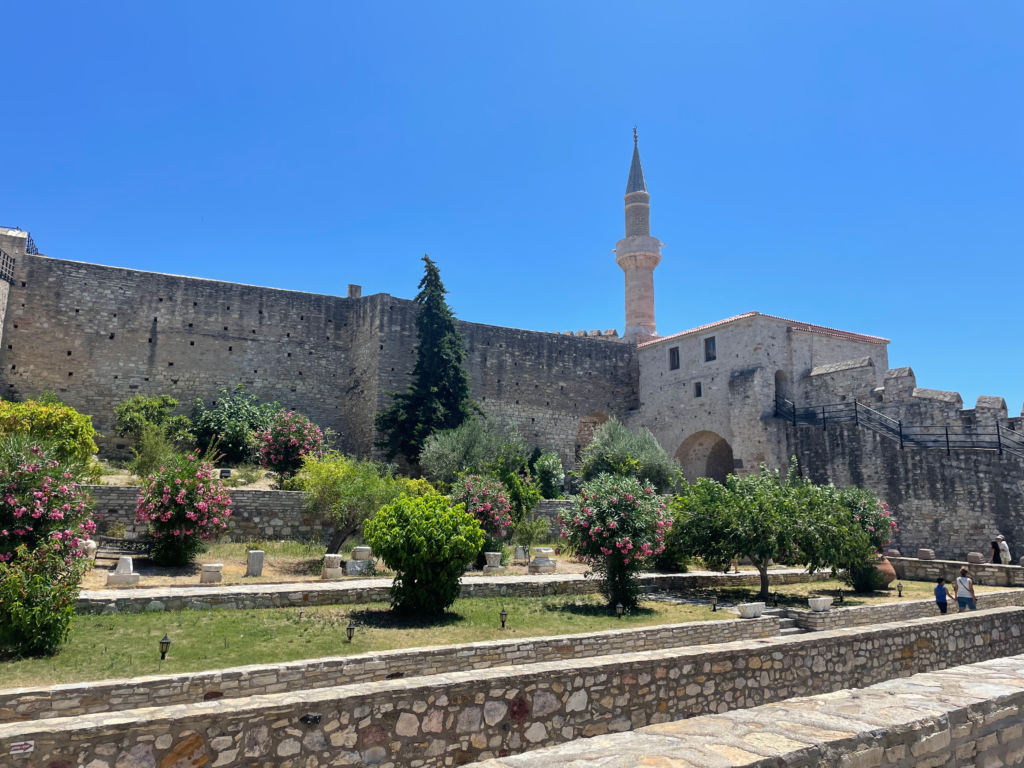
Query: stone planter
808,597,834,612
351,546,372,561
875,557,897,586
529,547,557,574
917,549,936,560
737,602,765,619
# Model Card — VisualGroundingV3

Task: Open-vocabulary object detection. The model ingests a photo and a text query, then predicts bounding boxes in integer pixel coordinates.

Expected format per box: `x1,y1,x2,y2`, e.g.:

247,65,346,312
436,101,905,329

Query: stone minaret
615,128,662,339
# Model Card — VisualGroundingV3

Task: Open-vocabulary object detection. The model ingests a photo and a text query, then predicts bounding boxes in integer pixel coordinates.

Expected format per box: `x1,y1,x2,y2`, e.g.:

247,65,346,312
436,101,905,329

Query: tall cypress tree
375,255,475,463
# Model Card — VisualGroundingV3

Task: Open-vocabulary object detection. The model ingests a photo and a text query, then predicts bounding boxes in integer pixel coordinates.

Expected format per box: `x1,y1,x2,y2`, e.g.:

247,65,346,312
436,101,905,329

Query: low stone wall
784,587,1024,631
4,606,1024,768
0,617,779,722
472,652,1024,768
85,485,333,542
891,555,1024,587
75,569,831,615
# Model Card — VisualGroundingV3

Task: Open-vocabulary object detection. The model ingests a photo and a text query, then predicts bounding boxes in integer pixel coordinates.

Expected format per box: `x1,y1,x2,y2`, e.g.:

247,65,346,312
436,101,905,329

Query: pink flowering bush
449,474,512,566
258,410,325,485
559,473,671,609
449,474,513,538
135,451,232,566
0,435,96,657
0,438,96,565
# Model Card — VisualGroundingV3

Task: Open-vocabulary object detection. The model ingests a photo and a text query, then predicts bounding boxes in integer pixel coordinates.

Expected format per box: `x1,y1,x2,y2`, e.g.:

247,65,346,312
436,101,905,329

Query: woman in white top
956,567,976,611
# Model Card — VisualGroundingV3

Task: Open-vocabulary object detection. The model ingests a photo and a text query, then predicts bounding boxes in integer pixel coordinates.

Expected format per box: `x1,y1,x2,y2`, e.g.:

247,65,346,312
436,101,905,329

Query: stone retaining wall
471,652,1024,768
0,617,779,722
85,485,332,542
4,606,1024,767
75,570,831,615
891,555,1024,587
784,587,1024,631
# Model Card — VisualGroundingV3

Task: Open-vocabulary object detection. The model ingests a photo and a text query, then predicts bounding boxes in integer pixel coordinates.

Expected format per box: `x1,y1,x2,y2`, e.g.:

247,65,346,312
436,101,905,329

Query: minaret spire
615,129,661,339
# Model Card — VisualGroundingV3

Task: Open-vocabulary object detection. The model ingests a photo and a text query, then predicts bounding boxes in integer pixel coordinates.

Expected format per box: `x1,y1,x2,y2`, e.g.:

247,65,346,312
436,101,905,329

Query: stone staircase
764,608,806,635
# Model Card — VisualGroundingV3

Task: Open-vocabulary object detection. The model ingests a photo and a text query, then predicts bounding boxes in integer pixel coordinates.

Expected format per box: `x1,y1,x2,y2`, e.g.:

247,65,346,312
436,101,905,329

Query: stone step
777,618,797,629
780,626,807,636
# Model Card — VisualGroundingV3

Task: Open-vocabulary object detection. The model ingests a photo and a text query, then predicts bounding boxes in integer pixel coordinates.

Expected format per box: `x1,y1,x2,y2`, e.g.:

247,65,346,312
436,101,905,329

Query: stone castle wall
0,255,637,470
4,606,1023,768
786,421,1024,562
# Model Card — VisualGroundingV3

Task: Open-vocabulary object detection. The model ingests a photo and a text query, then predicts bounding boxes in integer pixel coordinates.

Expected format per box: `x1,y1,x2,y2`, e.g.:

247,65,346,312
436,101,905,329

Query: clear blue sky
3,2,1021,412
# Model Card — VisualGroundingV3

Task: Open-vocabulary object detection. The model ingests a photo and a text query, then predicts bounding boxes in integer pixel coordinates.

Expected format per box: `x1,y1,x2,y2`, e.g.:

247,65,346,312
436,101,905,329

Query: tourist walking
934,577,953,614
955,567,977,611
990,541,1000,564
998,535,1011,565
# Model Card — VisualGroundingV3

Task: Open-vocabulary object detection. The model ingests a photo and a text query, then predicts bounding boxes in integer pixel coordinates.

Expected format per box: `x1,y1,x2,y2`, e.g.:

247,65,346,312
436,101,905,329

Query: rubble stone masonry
3,606,1023,767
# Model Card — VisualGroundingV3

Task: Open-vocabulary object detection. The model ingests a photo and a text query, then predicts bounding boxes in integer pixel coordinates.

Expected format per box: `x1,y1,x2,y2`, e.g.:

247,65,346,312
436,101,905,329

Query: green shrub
840,562,889,592
0,545,87,657
363,494,484,614
191,384,278,465
533,452,565,499
291,452,414,551
0,398,99,463
579,419,677,493
419,417,504,487
512,515,551,552
114,394,194,446
128,422,176,479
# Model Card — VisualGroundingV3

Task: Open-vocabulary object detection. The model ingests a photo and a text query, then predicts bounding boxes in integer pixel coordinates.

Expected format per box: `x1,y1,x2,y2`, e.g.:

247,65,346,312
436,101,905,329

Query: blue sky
3,2,1022,412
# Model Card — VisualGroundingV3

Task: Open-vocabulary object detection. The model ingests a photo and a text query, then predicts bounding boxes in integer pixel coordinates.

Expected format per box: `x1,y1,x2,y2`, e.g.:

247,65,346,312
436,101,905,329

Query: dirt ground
96,469,278,490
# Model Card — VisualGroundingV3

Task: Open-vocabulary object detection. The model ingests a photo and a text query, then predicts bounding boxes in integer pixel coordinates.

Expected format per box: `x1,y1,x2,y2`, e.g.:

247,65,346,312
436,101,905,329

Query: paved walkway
76,569,824,614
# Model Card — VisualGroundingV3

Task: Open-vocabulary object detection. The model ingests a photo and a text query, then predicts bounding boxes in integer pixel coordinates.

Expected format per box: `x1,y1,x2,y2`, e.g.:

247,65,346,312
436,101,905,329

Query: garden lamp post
711,594,718,612
772,592,779,608
500,608,508,629
837,590,844,605
615,603,624,618
897,582,903,598
159,634,171,661
346,622,356,642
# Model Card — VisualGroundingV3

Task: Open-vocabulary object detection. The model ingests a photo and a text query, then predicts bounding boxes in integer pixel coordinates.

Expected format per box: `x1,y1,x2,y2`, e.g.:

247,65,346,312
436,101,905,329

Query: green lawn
0,595,720,688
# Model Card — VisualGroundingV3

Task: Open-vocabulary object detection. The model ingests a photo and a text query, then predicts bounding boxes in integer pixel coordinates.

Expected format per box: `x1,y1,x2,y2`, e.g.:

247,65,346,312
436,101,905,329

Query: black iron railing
774,395,1024,460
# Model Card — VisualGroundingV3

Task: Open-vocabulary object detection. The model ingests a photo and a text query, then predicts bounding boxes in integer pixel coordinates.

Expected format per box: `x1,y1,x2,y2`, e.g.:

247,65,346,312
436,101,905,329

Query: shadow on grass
345,608,467,630
545,601,658,619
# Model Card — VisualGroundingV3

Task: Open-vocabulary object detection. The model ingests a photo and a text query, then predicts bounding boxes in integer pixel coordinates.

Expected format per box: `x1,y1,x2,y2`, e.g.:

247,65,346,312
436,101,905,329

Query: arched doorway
575,412,610,462
675,431,735,483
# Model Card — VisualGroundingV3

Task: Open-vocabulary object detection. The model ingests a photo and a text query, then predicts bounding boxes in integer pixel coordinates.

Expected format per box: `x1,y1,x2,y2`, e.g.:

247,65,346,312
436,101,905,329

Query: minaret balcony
615,235,662,270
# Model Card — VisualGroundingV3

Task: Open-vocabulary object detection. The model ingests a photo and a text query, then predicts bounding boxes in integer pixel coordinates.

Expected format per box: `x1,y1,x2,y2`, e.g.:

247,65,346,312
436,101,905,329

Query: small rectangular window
668,347,680,370
694,381,703,398
704,336,717,362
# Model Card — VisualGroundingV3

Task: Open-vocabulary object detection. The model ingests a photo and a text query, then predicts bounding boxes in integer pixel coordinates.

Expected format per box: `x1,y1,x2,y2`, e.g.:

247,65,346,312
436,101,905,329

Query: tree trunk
756,560,770,599
325,521,360,555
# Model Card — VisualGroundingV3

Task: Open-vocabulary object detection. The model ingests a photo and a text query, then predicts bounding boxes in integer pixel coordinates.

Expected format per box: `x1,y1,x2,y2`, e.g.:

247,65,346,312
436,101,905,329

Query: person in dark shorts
935,577,953,614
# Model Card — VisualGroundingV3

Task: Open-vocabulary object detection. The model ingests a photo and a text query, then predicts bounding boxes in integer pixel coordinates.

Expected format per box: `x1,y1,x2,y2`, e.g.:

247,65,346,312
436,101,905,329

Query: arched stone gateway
676,431,735,484
575,412,610,462
774,369,790,402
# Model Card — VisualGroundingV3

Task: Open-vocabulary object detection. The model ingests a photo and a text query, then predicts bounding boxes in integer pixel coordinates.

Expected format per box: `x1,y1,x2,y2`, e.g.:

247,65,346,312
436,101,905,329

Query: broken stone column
82,540,98,561
246,549,265,577
106,556,140,587
351,546,372,561
200,563,224,584
322,554,345,580
483,551,504,573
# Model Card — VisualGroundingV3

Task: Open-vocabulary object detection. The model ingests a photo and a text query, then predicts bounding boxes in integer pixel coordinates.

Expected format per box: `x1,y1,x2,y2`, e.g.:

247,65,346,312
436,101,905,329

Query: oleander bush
449,473,512,566
257,409,325,486
560,473,671,609
363,494,484,614
135,451,232,566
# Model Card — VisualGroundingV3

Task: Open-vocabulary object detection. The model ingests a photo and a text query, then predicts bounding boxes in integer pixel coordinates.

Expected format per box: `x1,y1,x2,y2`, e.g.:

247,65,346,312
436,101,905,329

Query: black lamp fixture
772,591,779,608
159,634,171,660
837,590,844,605
500,607,508,629
615,602,624,618
711,594,718,612
897,581,903,598
346,621,356,642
